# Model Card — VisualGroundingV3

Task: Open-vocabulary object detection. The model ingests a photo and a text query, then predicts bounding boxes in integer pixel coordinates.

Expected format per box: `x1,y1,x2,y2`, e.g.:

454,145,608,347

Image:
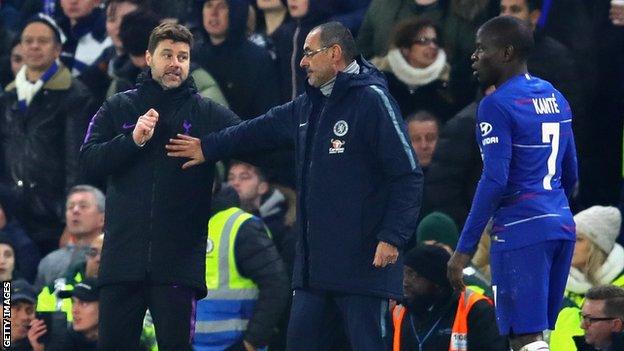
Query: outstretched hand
166,134,206,169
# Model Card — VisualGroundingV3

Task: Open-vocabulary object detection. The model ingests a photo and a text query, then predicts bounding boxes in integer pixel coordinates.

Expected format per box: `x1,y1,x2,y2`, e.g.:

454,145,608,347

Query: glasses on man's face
413,37,439,46
579,312,619,326
302,45,331,58
86,247,101,259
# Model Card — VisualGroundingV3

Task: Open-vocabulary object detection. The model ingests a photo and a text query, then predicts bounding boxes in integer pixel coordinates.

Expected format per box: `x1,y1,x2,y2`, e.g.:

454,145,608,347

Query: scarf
566,243,624,294
15,60,60,111
386,48,447,88
320,60,360,97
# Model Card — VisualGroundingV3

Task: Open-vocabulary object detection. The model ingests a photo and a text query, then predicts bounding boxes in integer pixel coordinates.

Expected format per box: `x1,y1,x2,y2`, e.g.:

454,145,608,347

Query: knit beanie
416,212,459,250
404,245,451,288
574,206,621,254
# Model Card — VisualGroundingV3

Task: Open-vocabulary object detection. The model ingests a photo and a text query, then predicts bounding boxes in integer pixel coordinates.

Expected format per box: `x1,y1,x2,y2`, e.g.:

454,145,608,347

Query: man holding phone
3,279,37,351
27,279,99,351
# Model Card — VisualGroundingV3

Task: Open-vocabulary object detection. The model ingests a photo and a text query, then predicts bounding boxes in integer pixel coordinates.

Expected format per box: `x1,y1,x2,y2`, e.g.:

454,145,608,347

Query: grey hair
313,21,358,62
67,185,105,213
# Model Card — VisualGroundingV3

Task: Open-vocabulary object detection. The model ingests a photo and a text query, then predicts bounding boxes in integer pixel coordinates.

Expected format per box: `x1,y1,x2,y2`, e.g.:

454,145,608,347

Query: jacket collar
5,64,72,92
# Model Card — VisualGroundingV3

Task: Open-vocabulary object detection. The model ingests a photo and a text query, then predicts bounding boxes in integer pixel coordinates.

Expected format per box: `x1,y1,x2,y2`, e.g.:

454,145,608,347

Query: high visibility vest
36,272,83,322
194,208,262,351
392,289,491,351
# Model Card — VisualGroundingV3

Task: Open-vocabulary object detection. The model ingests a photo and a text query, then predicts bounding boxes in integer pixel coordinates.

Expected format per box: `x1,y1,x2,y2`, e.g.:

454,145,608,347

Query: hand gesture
27,318,46,351
166,134,206,169
372,241,399,268
447,251,471,292
133,108,159,146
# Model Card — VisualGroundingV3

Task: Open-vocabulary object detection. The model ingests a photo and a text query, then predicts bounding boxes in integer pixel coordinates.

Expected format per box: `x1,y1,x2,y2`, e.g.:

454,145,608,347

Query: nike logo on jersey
122,122,135,130
532,93,560,114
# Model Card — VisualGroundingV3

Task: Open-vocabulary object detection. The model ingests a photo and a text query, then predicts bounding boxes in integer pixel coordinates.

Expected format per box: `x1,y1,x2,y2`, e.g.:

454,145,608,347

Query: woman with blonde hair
550,206,624,350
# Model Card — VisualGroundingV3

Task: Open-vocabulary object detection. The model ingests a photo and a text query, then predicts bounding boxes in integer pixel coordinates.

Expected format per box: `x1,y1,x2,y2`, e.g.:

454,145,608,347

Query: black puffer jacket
422,101,482,227
80,71,240,297
0,65,93,250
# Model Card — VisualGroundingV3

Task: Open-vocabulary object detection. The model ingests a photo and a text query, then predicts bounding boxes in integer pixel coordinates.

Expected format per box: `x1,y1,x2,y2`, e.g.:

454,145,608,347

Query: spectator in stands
193,0,280,118
102,0,145,97
6,279,37,351
227,160,295,269
58,0,112,77
550,206,624,351
405,110,440,171
194,186,289,350
272,0,328,102
373,19,456,122
390,245,507,350
256,0,288,37
575,285,624,351
0,187,40,283
10,38,25,77
118,9,229,106
358,0,443,59
29,278,100,351
35,185,105,289
0,233,17,281
420,87,494,228
0,15,93,256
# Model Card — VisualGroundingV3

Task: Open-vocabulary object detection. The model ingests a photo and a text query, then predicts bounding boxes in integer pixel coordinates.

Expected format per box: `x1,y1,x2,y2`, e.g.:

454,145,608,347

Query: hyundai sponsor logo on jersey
479,122,493,137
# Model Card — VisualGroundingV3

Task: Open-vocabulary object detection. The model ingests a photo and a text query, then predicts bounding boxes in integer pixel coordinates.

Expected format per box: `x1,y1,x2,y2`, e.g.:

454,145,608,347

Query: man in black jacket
0,15,93,255
80,22,240,350
391,245,507,351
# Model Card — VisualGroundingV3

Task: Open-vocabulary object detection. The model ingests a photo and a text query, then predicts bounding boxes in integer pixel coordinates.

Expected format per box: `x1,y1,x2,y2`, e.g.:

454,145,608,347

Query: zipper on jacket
147,159,157,274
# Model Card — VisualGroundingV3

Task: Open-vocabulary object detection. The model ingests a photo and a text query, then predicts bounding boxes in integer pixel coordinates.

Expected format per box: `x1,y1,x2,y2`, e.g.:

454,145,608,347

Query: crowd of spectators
0,0,624,350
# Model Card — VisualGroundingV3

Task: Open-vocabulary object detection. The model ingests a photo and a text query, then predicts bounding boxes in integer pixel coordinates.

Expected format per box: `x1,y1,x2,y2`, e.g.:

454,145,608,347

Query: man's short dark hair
120,10,162,56
586,285,624,320
392,18,441,50
147,22,193,54
405,110,440,127
479,15,534,61
313,21,358,62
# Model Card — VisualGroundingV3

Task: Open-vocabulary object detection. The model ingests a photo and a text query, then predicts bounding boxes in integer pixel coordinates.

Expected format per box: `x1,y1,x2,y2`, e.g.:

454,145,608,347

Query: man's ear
145,49,152,66
613,318,624,332
258,181,269,196
502,45,515,62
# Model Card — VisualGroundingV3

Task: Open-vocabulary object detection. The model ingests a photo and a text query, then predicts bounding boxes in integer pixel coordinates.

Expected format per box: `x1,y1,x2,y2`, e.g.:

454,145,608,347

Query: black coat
0,66,93,252
80,72,240,297
422,102,482,227
384,71,456,123
193,0,280,119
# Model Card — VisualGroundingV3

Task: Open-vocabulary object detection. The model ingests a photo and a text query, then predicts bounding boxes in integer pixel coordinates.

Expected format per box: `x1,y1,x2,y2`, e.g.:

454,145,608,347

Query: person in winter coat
166,21,423,350
372,18,456,123
0,15,93,256
193,0,280,119
551,206,624,351
80,22,240,350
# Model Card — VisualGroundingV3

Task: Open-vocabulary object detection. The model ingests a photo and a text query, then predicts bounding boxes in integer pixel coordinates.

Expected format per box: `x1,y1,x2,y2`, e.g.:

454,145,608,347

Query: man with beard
80,22,240,350
392,245,506,351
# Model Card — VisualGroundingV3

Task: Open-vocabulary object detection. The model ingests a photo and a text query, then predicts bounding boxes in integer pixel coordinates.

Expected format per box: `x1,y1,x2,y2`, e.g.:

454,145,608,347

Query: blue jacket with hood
200,57,423,298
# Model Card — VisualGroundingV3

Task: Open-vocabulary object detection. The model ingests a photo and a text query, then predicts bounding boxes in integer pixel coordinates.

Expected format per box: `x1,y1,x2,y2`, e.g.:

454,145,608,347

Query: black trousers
98,283,196,351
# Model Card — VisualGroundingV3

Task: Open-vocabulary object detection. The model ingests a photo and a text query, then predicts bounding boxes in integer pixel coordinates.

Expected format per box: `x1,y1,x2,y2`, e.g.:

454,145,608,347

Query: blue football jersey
457,74,578,253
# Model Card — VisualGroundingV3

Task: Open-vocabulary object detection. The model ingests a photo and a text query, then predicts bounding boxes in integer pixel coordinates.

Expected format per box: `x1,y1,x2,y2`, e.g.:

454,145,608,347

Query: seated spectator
194,186,289,350
227,160,295,270
372,18,456,122
35,185,105,290
118,9,229,106
5,279,37,351
551,206,624,351
271,0,328,102
102,0,146,97
406,110,440,172
28,278,100,351
0,233,18,281
0,15,93,256
357,0,445,59
255,0,288,37
193,0,280,118
10,38,25,78
415,211,491,295
391,245,507,350
0,187,40,283
1,36,21,89
575,285,624,351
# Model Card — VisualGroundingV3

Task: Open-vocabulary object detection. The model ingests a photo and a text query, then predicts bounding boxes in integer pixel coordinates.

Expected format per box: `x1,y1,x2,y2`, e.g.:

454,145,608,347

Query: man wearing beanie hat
416,211,460,251
391,245,506,350
0,13,94,256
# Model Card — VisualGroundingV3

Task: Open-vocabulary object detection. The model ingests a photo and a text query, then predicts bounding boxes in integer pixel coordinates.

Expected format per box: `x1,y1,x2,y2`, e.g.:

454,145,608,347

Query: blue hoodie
200,57,423,298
